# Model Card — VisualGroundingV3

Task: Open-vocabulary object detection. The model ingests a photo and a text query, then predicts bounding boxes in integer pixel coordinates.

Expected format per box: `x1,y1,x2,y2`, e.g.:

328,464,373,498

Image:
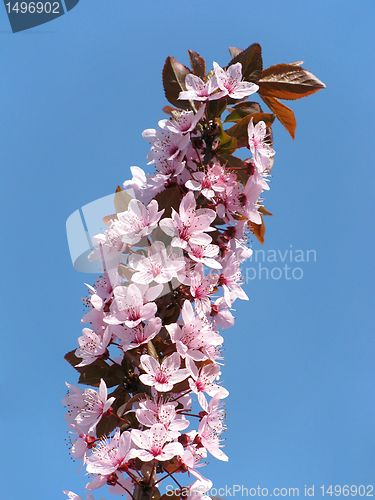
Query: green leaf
188,49,206,80
224,101,262,123
216,121,237,155
228,43,263,82
226,113,275,148
258,63,326,100
162,56,193,111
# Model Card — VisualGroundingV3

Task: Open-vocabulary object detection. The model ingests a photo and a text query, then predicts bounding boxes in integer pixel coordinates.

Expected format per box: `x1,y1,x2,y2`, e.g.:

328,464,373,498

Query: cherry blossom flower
112,317,162,351
86,428,132,476
75,327,111,367
196,415,228,461
186,358,228,407
158,105,205,134
187,243,222,270
188,263,218,318
210,296,235,330
67,424,96,472
139,352,190,392
128,241,185,285
178,73,226,101
62,379,115,434
136,397,189,438
247,118,275,173
186,170,226,201
199,392,226,434
131,423,184,461
117,199,164,245
166,300,223,362
237,176,263,224
213,61,259,99
159,191,216,249
217,253,249,307
104,284,157,328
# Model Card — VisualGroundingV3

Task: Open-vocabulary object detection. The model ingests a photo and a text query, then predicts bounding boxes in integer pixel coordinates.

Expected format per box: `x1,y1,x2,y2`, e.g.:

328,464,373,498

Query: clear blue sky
1,1,374,498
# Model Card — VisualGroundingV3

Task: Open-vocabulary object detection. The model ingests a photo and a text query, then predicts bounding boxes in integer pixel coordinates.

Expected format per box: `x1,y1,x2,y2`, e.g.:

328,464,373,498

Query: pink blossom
199,392,226,434
187,243,222,270
210,296,235,330
213,61,259,99
62,379,115,434
139,352,190,392
128,241,185,285
131,423,184,461
166,300,223,362
112,317,162,351
178,73,226,101
86,428,132,475
247,118,275,173
159,191,216,249
75,327,111,367
136,397,189,438
117,198,164,245
196,415,228,461
158,105,205,134
104,284,157,328
186,358,228,407
217,253,248,306
239,177,263,224
188,263,218,318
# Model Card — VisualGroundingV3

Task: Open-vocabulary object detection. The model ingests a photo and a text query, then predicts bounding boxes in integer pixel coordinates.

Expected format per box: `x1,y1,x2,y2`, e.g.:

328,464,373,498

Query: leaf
162,56,193,111
162,105,178,116
248,216,266,245
188,49,206,80
258,63,326,100
114,185,133,213
147,340,159,361
228,46,244,59
224,101,262,123
154,186,181,218
228,43,263,82
258,205,273,216
260,95,296,140
226,113,275,148
216,121,237,155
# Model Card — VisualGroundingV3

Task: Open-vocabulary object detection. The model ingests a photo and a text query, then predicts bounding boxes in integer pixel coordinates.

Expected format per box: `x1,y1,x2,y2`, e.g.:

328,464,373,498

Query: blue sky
1,0,375,498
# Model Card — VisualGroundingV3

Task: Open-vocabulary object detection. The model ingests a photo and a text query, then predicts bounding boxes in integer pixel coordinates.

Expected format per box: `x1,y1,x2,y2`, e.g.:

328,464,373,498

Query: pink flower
166,300,222,362
63,491,105,500
159,191,216,249
104,284,157,328
131,423,184,461
186,358,228,407
247,118,275,173
178,73,226,101
187,243,222,270
136,397,189,438
213,61,259,99
112,317,162,351
62,379,115,434
196,416,228,461
139,352,190,392
239,177,263,224
86,428,132,475
217,253,248,306
128,241,185,285
117,199,164,245
75,327,111,367
188,263,218,318
158,105,205,134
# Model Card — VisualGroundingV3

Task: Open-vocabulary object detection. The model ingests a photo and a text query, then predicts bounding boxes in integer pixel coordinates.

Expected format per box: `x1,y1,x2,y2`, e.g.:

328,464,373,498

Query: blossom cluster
63,55,276,500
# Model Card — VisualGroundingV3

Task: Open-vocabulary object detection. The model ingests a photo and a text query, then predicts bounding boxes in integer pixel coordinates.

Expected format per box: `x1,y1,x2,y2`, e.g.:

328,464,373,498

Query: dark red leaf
162,56,192,111
228,43,263,82
188,49,206,80
258,63,326,100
